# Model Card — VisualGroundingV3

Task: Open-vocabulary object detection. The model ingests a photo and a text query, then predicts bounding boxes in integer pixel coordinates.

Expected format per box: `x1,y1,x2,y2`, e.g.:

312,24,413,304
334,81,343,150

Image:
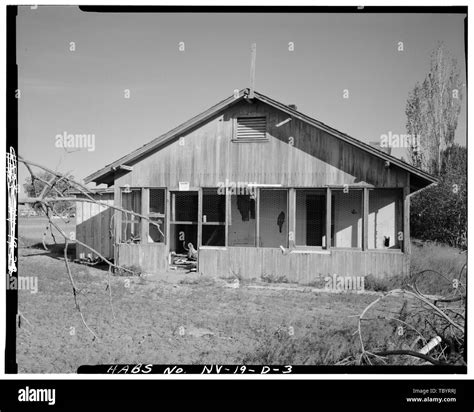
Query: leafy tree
407,44,466,249
410,145,466,249
406,43,463,175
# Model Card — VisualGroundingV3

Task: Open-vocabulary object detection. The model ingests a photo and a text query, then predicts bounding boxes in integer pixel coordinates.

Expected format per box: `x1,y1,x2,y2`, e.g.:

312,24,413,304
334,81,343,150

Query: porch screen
148,188,165,243
259,189,288,247
170,191,198,254
332,189,363,248
202,188,226,246
228,191,257,247
295,189,326,247
368,189,403,249
121,188,141,243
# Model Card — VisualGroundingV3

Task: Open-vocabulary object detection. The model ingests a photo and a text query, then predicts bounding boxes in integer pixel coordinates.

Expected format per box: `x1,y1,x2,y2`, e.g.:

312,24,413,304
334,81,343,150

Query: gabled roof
85,88,437,191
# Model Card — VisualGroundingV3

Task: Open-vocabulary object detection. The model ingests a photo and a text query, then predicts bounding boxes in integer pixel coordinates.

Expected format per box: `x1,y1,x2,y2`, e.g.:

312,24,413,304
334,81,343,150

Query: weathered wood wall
114,100,409,189
75,193,114,260
199,248,408,282
116,243,167,274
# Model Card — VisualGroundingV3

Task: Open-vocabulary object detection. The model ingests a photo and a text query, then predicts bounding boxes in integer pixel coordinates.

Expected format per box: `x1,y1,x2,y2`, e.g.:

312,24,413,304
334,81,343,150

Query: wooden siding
75,193,114,260
115,100,409,190
116,243,167,274
199,248,408,282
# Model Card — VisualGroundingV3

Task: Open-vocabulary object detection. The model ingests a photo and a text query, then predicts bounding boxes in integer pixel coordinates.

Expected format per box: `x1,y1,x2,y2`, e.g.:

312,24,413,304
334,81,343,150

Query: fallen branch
357,285,465,366
372,349,446,366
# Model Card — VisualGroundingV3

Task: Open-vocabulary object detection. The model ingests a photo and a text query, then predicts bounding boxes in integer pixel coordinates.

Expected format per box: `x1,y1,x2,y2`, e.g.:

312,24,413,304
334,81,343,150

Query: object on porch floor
74,254,102,266
169,249,197,272
185,242,198,260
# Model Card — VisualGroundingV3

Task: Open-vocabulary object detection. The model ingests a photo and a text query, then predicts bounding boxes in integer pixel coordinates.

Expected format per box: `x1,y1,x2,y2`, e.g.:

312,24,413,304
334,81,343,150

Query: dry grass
18,249,389,371
410,241,466,297
363,241,466,294
17,218,465,371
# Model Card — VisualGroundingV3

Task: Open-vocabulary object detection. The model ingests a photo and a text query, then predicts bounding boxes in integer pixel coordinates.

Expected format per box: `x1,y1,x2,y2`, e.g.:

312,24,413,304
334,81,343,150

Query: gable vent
236,117,267,141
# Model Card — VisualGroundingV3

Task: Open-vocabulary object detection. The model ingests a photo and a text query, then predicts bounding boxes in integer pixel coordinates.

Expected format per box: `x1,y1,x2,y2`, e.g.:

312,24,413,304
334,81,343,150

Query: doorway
169,191,199,270
306,193,325,246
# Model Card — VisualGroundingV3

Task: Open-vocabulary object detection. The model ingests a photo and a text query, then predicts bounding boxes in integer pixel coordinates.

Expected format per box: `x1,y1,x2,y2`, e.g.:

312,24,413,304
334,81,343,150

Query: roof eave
252,91,438,189
84,89,250,184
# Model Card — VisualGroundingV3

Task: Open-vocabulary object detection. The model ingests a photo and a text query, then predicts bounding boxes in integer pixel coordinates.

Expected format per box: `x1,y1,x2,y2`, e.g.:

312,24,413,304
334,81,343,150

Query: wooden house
81,88,436,282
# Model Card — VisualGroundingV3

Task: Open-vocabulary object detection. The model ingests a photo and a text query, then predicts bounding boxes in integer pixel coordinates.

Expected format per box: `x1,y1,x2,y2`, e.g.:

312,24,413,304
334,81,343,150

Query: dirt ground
16,217,427,373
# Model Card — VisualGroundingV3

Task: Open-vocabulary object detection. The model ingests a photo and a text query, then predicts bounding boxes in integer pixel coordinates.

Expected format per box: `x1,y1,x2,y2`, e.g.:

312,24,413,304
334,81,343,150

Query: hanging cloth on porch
236,195,256,221
277,211,285,233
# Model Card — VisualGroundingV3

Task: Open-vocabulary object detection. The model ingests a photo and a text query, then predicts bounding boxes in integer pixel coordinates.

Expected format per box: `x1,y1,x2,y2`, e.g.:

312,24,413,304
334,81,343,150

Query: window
202,188,226,246
121,188,141,243
295,189,326,247
170,191,198,254
259,189,288,247
235,116,267,141
148,189,165,243
368,189,403,249
228,192,256,246
332,189,362,248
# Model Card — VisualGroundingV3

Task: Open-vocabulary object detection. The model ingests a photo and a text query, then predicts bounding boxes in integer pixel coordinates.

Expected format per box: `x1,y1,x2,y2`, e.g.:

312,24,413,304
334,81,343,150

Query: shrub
410,145,466,249
261,273,289,284
409,242,466,296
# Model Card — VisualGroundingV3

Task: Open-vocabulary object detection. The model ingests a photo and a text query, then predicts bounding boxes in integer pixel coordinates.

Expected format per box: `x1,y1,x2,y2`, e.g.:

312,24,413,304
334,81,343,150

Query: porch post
197,188,203,248
225,187,229,247
288,188,296,249
255,188,260,247
403,186,411,255
114,185,122,266
141,188,149,244
362,187,369,251
326,187,331,249
165,189,171,266
114,186,122,244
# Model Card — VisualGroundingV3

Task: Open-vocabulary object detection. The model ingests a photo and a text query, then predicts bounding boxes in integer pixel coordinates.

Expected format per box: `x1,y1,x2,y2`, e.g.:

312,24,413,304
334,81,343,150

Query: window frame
227,189,258,247
169,189,200,253
147,188,167,244
200,187,227,248
258,188,289,248
330,188,364,251
119,187,142,244
294,188,328,250
367,187,404,251
116,185,406,253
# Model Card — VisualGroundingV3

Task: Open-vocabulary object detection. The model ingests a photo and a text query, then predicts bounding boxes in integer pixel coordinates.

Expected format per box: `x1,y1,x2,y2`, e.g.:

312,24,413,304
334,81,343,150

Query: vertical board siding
199,248,407,282
115,100,409,190
116,243,168,274
75,194,114,260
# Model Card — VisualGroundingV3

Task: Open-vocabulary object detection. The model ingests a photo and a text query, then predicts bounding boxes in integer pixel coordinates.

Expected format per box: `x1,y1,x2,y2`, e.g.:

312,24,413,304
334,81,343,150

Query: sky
16,7,467,193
